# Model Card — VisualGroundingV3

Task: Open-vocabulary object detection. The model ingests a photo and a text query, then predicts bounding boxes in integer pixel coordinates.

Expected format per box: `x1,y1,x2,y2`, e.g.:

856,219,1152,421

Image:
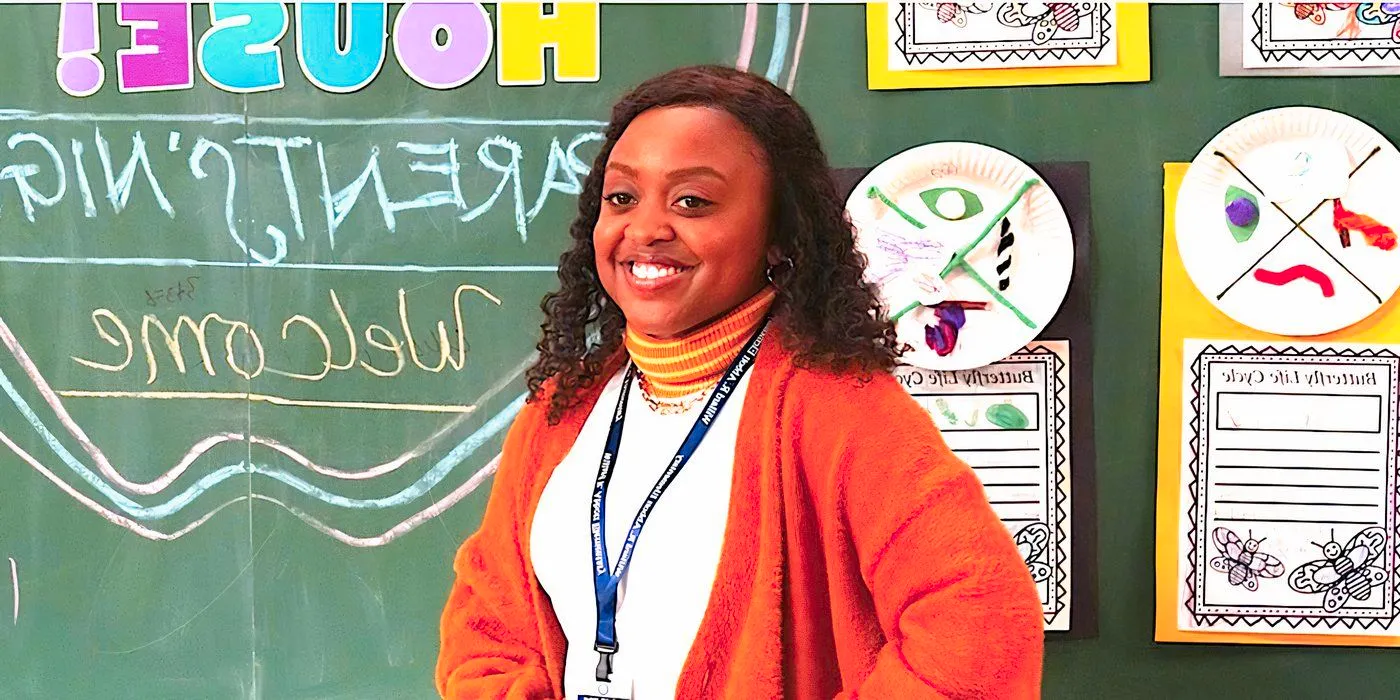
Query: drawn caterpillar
995,218,1014,292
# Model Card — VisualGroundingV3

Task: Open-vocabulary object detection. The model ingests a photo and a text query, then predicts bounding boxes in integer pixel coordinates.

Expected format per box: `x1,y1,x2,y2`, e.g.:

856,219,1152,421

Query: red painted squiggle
1254,265,1335,297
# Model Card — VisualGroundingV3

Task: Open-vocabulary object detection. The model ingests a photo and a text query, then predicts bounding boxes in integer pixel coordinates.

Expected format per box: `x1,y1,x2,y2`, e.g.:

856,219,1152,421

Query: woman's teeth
630,262,683,280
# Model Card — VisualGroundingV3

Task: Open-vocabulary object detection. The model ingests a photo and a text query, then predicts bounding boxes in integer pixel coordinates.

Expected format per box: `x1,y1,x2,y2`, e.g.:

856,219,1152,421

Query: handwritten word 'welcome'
56,2,600,97
73,283,500,385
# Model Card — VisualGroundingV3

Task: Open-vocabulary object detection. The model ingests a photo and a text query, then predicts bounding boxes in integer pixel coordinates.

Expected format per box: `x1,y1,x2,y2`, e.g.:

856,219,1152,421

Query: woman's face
594,105,776,339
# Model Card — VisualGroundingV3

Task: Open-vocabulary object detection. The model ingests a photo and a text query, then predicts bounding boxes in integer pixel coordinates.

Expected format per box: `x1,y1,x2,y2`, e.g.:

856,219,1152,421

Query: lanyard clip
594,643,617,682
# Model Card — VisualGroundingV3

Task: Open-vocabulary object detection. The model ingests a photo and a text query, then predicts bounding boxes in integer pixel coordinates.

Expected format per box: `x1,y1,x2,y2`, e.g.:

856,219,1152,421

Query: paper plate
846,141,1073,370
1176,106,1400,336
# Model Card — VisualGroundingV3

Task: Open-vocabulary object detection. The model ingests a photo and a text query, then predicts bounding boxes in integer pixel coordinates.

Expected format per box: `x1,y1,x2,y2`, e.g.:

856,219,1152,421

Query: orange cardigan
436,333,1044,699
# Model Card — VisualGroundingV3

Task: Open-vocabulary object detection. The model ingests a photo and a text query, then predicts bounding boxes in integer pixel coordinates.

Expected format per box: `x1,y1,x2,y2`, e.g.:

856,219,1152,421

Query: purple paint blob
926,322,957,356
1226,197,1259,228
935,303,967,329
1382,3,1400,13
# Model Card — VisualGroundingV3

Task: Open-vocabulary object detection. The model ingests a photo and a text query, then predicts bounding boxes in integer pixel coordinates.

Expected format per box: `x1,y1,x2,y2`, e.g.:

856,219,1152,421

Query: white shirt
529,365,750,699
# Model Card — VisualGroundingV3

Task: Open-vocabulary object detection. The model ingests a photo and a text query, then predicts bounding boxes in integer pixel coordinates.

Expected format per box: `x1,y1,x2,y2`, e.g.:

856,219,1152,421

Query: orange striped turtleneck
623,285,777,400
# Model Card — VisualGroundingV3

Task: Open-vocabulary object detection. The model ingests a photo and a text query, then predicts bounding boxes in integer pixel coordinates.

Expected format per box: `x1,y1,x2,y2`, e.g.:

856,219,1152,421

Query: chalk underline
0,256,557,273
0,109,607,128
58,390,478,414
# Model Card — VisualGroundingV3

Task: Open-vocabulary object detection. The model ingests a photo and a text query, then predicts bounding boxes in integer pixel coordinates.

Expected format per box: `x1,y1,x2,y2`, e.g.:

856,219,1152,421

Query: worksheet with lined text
1178,339,1400,635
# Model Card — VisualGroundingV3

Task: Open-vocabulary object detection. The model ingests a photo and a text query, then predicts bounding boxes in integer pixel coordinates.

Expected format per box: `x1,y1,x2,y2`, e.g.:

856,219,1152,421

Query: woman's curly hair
527,64,899,423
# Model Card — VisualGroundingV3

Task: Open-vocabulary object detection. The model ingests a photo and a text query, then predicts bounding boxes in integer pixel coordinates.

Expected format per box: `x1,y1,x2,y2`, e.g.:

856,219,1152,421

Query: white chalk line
0,108,605,128
736,3,759,72
8,557,15,624
0,425,502,548
0,256,559,273
785,4,810,93
0,312,529,496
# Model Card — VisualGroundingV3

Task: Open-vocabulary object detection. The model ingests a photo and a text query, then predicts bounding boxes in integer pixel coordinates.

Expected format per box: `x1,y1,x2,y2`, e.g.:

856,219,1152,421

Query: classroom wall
2,3,1399,698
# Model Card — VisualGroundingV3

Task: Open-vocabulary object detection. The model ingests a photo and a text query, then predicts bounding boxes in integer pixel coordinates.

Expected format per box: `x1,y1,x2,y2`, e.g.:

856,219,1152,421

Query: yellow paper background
865,3,1151,90
1154,162,1400,646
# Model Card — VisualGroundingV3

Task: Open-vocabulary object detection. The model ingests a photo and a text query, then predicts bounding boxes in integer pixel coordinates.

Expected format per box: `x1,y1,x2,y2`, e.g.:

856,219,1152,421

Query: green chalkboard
3,3,1400,698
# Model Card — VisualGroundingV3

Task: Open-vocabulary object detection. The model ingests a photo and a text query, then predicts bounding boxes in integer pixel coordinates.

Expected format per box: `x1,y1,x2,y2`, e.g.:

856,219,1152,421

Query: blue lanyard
590,317,770,682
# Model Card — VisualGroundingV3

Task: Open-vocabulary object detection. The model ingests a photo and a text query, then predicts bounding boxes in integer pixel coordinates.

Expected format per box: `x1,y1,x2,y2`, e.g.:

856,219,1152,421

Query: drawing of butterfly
1288,3,1332,24
1288,526,1388,612
997,3,1093,43
1014,521,1052,583
1358,3,1400,40
1209,527,1285,591
919,2,993,28
1287,3,1377,37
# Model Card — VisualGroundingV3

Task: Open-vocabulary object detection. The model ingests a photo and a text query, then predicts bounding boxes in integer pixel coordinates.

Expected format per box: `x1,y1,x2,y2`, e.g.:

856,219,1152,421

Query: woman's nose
623,202,677,245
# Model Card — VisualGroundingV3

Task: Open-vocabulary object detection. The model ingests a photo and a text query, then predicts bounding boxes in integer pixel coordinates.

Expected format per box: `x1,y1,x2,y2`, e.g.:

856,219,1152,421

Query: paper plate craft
846,141,1074,370
1176,106,1400,336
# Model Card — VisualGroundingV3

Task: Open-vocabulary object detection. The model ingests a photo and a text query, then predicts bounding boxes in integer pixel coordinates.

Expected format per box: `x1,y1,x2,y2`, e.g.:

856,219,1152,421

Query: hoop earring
765,256,794,286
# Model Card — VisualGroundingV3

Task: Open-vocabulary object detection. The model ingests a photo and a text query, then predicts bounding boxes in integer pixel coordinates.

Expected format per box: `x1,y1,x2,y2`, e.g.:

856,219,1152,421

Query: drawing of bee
1288,527,1388,613
1209,527,1285,591
1014,521,1052,583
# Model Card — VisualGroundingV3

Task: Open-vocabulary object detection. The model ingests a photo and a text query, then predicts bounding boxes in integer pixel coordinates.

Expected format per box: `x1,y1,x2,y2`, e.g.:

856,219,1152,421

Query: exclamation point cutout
57,1,104,96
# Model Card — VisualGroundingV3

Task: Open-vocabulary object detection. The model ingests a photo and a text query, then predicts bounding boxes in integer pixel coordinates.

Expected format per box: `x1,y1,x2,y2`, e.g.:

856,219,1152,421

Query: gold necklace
636,373,711,415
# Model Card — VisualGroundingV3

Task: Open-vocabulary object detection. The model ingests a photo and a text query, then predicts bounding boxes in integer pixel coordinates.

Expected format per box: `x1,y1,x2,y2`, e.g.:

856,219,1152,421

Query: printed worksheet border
894,3,1114,66
1016,344,1071,625
1183,343,1400,631
1251,4,1400,63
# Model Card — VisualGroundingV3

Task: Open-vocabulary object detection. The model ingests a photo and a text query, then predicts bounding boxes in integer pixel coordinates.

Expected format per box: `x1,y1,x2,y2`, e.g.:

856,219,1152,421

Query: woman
436,64,1043,699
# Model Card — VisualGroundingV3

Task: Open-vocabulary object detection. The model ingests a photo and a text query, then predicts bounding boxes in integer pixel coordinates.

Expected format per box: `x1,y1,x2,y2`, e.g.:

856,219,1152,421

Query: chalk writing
7,557,15,624
143,275,199,307
0,124,604,261
73,283,501,385
0,106,604,554
0,310,527,537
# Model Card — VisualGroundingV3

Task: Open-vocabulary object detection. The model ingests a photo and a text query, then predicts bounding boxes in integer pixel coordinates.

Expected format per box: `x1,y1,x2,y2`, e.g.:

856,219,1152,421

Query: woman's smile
620,256,696,291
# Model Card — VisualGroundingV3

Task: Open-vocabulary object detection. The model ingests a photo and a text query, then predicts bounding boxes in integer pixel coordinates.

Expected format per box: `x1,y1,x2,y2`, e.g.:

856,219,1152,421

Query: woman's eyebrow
604,162,727,183
665,165,726,182
605,161,638,177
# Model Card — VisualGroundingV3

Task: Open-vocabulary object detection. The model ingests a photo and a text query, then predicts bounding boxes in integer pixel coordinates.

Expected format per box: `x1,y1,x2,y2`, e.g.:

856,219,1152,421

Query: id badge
576,675,632,700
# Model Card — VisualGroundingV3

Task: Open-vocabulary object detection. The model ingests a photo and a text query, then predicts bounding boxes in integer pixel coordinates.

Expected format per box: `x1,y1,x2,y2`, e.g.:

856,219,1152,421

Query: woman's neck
624,285,777,400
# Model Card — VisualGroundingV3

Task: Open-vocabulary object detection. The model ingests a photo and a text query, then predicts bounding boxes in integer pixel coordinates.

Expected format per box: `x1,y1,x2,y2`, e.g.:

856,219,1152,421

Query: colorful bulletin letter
198,3,290,93
56,1,105,97
897,340,1072,630
116,2,194,92
496,1,600,86
296,1,388,93
393,2,493,90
